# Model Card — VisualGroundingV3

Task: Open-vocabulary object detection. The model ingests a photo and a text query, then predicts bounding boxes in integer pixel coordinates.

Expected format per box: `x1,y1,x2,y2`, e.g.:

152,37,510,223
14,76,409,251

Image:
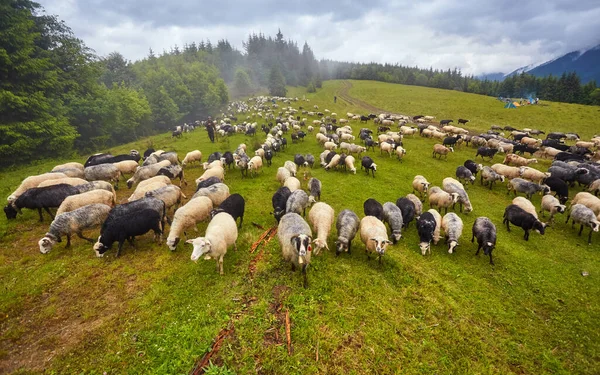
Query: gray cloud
38,0,600,75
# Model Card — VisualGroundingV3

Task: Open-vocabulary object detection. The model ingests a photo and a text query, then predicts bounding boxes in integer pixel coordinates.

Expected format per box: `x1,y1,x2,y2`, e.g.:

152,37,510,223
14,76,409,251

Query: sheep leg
588,228,593,245
38,208,44,222
219,256,224,275
291,263,296,272
504,218,510,232
489,253,494,265
524,230,529,241
578,224,584,236
116,240,125,257
44,207,55,220
238,215,243,228
66,234,72,248
233,241,238,251
77,231,95,243
565,214,570,224
475,244,481,256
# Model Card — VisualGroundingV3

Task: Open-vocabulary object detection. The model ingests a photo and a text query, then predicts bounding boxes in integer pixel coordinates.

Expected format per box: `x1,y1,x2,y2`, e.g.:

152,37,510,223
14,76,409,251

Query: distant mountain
478,44,600,83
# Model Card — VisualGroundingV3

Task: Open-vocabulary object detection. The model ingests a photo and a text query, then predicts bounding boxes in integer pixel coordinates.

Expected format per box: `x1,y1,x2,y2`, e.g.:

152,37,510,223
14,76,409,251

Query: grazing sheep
50,168,84,179
195,176,221,191
540,195,566,223
456,166,475,185
4,184,81,221
491,164,523,180
344,155,357,174
325,154,341,170
412,175,431,201
432,144,453,159
519,166,549,184
52,162,84,173
127,160,171,188
308,178,322,203
441,213,463,254
472,217,497,265
382,202,404,243
284,160,297,176
56,189,115,216
395,146,407,161
192,183,230,207
286,189,310,216
417,211,437,255
305,154,315,168
565,204,600,244
570,192,600,217
7,172,69,202
278,212,313,288
157,164,187,186
128,181,168,202
84,164,121,187
210,193,245,228
166,196,213,250
137,176,172,191
277,167,292,185
203,160,224,170
283,176,301,192
112,160,140,178
480,166,505,190
308,202,335,254
38,203,112,253
428,186,459,214
195,165,225,186
143,151,179,166
182,150,202,167
589,179,600,196
272,187,292,222
548,166,589,186
503,204,546,241
186,212,238,275
396,197,416,228
93,208,163,257
363,198,384,220
405,194,423,216
145,185,186,211
361,156,377,177
503,154,538,167
248,156,263,177
360,216,392,264
507,178,550,199
335,209,360,255
512,197,538,218
38,177,88,188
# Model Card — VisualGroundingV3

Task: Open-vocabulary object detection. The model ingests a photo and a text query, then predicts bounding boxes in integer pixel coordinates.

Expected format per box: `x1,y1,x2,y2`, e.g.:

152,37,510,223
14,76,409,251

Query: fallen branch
190,325,233,375
251,222,265,230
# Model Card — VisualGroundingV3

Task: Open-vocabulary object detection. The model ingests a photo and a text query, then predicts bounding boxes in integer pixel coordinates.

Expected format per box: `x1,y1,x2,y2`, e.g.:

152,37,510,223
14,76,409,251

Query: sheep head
38,235,57,254
448,240,458,254
187,237,212,262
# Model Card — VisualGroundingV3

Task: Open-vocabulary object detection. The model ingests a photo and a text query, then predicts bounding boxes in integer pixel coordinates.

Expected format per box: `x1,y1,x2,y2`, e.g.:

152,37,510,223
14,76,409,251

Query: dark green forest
1,0,598,167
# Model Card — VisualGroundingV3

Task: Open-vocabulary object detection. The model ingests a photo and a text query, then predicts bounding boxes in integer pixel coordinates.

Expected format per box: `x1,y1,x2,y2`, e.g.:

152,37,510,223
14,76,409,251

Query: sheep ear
290,235,298,245
185,239,195,244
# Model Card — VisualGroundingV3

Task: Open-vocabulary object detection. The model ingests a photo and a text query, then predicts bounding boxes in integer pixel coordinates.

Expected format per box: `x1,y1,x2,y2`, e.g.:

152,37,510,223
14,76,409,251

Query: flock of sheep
3,94,600,289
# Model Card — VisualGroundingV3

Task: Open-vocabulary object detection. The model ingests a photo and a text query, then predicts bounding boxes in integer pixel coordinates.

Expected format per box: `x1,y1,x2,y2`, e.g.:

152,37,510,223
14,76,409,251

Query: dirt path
336,80,406,116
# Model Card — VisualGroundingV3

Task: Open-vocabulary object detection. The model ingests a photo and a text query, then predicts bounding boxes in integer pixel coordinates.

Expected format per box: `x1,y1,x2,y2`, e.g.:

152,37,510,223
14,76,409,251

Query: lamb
277,167,292,185
363,198,384,220
432,144,453,159
507,178,550,199
195,165,225,186
491,163,523,180
84,164,121,187
396,197,416,228
503,154,538,167
182,150,202,167
441,213,463,254
112,160,140,178
210,193,245,228
308,202,335,254
361,156,377,177
512,197,538,218
382,202,403,243
186,212,238,275
38,177,88,188
417,211,437,255
56,189,116,216
272,187,292,222
471,217,497,265
308,178,321,203
278,212,313,288
428,186,459,214
157,164,187,186
360,216,392,264
565,204,600,245
344,155,357,174
405,194,423,216
456,166,475,185
503,204,546,241
166,196,213,250
145,185,186,211
395,146,407,161
4,184,81,221
247,156,263,177
335,209,360,255
283,176,301,192
128,181,168,202
192,183,230,207
127,160,171,188
93,208,163,257
540,195,566,223
7,172,69,202
412,175,431,201
284,160,298,176
380,141,395,157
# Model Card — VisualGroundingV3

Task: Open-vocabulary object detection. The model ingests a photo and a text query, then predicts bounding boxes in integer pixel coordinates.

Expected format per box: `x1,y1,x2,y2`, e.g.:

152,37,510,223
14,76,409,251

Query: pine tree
268,65,287,97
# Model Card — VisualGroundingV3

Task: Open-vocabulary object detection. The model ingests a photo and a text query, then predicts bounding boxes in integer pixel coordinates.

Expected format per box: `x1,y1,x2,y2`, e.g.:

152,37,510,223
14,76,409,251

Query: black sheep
471,217,497,265
416,212,436,255
221,152,235,169
272,187,292,222
84,153,112,167
157,165,186,186
4,184,81,221
513,144,538,156
395,197,416,228
325,151,337,165
207,152,222,164
554,152,586,163
94,209,163,257
294,154,307,167
503,204,546,241
363,198,384,220
440,119,453,126
210,193,245,228
264,149,273,166
364,138,378,152
464,159,481,176
86,152,140,167
546,132,566,140
196,176,221,191
475,147,498,160
458,119,469,125
443,135,462,147
542,176,569,204
361,156,377,177
142,148,155,160
305,154,315,168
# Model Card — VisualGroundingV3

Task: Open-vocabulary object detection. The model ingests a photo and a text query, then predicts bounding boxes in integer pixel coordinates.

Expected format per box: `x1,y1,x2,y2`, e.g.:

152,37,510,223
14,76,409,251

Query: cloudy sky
38,0,600,75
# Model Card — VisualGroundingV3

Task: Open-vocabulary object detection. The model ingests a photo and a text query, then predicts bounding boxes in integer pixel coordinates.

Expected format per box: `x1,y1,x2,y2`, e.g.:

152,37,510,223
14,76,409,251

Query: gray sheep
308,177,322,203
565,204,600,245
441,212,463,254
507,178,550,199
278,212,313,288
84,164,121,187
335,209,360,255
480,166,505,190
471,217,497,265
455,166,475,185
382,202,403,243
286,190,310,216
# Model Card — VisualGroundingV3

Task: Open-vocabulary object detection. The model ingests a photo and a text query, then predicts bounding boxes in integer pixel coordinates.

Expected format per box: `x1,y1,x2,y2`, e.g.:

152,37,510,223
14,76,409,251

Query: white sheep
344,155,356,174
84,164,121,186
540,195,566,223
432,144,453,159
37,177,88,188
128,181,168,202
182,150,202,167
360,216,392,264
324,141,337,151
195,165,225,185
52,162,84,172
406,194,423,216
136,175,172,190
145,185,186,211
325,154,341,170
248,156,263,177
167,196,213,250
187,212,238,275
512,197,538,219
284,176,301,192
56,189,116,216
284,160,297,177
7,172,68,202
441,213,463,254
277,167,291,185
192,183,230,207
412,175,431,200
428,209,442,245
428,186,459,214
491,164,523,180
308,202,335,254
570,192,600,217
112,160,140,178
127,160,171,188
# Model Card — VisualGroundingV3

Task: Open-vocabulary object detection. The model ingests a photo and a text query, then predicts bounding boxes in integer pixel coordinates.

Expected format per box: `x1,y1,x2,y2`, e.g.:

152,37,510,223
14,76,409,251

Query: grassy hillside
1,80,599,374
